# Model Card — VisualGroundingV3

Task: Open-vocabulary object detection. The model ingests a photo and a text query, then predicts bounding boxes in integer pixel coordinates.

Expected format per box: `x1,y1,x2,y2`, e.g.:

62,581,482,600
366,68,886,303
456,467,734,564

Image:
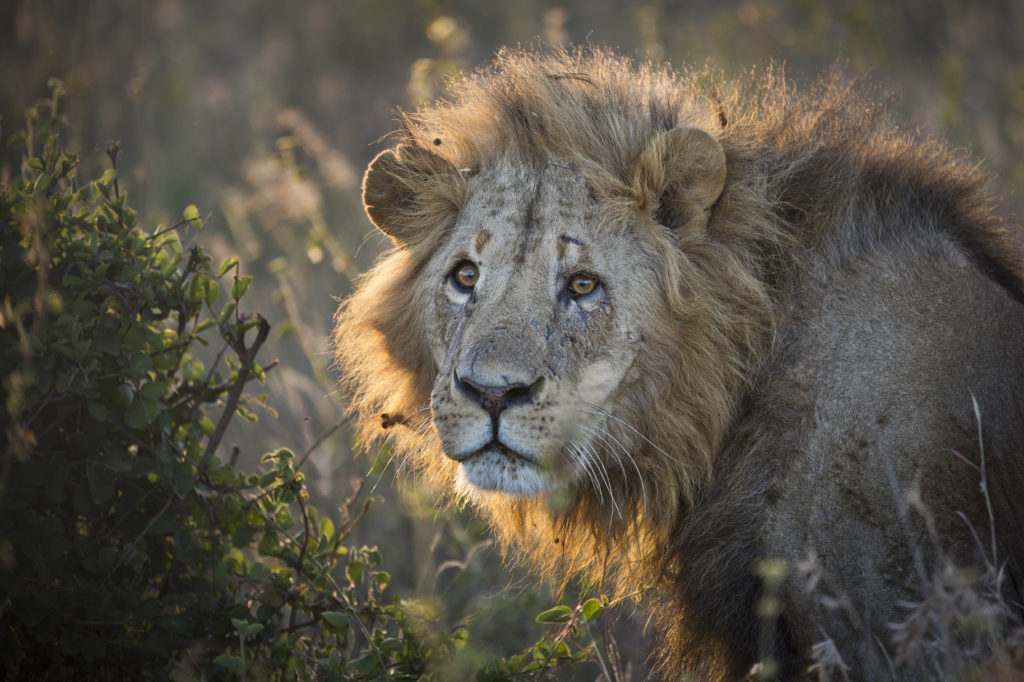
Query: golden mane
334,47,1024,673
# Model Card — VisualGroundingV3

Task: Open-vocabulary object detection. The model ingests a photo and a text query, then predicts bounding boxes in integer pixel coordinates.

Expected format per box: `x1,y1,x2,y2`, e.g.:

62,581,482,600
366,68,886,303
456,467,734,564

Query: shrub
0,82,424,680
0,82,614,681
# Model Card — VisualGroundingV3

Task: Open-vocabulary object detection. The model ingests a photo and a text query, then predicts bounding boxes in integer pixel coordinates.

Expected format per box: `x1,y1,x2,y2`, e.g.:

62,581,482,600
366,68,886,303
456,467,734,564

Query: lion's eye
451,260,479,291
568,273,597,297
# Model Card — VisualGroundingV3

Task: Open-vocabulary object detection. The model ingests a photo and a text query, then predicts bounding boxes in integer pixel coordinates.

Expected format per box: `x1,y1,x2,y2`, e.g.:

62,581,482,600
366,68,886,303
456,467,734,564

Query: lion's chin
454,446,549,496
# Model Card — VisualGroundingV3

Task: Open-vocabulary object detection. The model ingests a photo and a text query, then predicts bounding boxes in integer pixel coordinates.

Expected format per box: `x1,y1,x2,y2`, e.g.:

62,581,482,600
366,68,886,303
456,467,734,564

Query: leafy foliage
0,82,614,681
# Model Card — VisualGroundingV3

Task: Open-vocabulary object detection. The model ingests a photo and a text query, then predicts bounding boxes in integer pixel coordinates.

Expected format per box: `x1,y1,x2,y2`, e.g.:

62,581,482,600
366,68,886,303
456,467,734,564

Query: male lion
334,49,1024,679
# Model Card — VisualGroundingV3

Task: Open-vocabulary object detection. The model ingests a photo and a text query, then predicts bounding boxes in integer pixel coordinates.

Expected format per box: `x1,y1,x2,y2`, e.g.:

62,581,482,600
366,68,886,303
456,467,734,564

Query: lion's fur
334,48,1024,678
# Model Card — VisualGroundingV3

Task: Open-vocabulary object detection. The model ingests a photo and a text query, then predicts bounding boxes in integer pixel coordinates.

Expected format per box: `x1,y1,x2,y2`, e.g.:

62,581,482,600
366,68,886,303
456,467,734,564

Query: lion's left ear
630,127,726,240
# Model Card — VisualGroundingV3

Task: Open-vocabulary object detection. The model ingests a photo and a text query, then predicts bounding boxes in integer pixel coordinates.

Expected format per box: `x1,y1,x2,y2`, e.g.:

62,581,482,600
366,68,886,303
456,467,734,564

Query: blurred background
3,0,1023,676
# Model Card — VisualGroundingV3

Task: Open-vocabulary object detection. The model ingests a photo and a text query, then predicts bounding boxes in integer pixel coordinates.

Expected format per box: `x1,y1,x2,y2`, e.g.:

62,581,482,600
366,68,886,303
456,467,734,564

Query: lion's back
740,230,1024,676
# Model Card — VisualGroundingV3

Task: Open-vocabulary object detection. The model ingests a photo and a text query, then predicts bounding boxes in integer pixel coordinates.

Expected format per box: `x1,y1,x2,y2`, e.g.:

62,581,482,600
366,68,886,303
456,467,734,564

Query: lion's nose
453,372,542,419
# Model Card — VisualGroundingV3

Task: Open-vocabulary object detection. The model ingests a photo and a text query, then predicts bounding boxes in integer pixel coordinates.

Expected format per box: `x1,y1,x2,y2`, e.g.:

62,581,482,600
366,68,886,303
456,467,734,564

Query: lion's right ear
630,127,727,242
362,144,460,247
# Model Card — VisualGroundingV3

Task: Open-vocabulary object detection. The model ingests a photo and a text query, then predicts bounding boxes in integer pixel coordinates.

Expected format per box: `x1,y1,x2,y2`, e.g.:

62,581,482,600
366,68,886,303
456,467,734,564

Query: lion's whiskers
577,419,647,516
567,443,605,506
577,421,648,515
569,428,623,521
581,403,681,465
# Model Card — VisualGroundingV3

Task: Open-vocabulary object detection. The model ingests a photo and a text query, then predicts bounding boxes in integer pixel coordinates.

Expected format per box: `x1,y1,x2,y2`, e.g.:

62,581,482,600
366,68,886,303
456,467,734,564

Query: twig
106,495,174,578
148,213,212,240
584,618,613,682
107,143,120,198
167,358,277,407
335,497,377,548
295,417,349,472
290,491,312,631
199,314,270,471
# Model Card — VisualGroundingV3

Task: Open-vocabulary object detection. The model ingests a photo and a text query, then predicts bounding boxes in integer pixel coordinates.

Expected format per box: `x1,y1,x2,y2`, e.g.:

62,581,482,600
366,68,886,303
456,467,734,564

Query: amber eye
568,273,597,297
451,260,479,291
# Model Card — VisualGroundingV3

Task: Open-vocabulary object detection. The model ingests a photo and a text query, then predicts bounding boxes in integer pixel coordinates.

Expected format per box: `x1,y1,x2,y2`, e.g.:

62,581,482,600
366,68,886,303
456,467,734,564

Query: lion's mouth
454,440,548,495
464,440,537,465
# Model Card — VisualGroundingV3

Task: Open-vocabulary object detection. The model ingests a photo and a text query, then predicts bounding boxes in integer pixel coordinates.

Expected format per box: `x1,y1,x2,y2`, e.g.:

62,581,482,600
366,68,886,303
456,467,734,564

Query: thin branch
148,212,212,240
106,141,121,200
199,314,270,471
290,492,312,631
295,417,349,472
106,495,174,578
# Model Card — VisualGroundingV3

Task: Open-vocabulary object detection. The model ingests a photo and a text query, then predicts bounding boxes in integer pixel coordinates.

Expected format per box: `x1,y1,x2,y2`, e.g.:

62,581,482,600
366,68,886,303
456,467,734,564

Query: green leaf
231,618,263,638
218,256,239,277
85,400,110,421
73,339,91,362
183,204,202,230
129,352,153,375
248,562,270,582
204,278,219,306
319,517,334,542
140,379,169,400
86,463,116,504
231,524,255,549
582,597,605,622
213,654,244,674
189,273,209,302
44,134,57,163
231,275,251,300
218,301,236,326
535,605,573,624
124,397,149,429
213,561,229,591
144,513,178,536
97,169,117,195
349,654,379,676
321,611,348,632
346,560,363,586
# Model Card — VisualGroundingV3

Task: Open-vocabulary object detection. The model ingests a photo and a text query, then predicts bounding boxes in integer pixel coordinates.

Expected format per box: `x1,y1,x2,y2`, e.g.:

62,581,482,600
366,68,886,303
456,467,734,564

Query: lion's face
422,160,658,496
352,125,727,501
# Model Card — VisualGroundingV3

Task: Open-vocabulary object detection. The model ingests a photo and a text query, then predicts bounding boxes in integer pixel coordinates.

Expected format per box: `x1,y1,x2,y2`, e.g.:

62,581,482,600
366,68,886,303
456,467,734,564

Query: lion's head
382,130,731,499
334,49,790,581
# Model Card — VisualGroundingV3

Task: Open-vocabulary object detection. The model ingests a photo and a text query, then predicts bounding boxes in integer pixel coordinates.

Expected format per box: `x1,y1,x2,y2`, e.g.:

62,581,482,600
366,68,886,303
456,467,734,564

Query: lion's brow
557,234,585,260
474,229,492,253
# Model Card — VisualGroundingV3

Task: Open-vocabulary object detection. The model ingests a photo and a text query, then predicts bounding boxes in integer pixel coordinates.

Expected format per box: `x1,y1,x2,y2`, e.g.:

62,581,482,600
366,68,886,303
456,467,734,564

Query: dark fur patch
474,229,492,253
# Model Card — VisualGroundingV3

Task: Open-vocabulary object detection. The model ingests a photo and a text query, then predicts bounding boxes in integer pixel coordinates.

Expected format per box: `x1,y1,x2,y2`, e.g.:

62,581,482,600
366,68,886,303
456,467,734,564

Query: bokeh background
3,0,1023,676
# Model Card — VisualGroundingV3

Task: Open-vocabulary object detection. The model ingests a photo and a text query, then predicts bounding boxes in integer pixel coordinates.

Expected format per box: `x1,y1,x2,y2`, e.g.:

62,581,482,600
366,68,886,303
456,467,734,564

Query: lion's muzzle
443,371,545,463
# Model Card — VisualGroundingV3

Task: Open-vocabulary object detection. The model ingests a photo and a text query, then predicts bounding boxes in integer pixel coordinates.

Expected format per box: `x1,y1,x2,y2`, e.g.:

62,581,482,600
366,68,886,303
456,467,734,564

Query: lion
333,48,1024,680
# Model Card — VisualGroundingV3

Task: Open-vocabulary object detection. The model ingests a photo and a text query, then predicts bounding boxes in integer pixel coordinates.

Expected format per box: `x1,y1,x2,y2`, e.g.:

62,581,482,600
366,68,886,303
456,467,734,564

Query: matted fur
334,48,1024,678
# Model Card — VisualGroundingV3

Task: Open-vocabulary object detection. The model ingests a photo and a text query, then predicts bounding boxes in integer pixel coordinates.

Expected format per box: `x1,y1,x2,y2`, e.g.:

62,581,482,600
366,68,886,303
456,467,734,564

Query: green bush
0,82,612,681
0,82,420,680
